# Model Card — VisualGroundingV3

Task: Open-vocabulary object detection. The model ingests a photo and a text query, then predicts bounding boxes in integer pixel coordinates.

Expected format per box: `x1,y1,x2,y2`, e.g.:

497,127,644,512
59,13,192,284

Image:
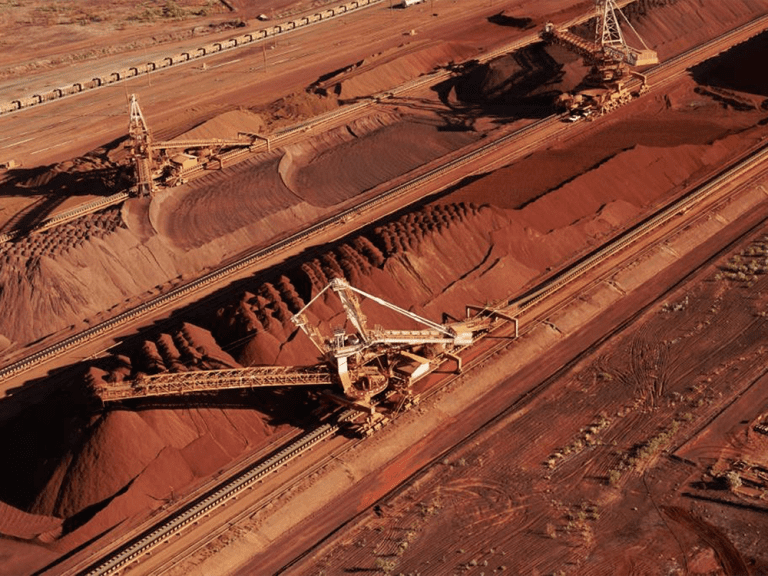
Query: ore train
0,0,375,115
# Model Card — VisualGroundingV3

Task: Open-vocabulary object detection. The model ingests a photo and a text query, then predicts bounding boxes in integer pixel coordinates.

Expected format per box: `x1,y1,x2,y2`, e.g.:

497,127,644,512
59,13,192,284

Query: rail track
0,0,386,116
71,415,352,576
0,0,644,117
64,117,768,576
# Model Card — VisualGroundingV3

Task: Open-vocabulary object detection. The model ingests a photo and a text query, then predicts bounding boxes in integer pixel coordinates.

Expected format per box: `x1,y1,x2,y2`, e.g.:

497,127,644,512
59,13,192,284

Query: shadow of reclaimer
430,43,573,124
0,136,132,236
690,29,768,99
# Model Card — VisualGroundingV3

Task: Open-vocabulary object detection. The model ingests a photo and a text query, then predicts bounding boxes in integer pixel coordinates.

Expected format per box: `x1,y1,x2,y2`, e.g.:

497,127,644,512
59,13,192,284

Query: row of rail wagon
0,0,380,115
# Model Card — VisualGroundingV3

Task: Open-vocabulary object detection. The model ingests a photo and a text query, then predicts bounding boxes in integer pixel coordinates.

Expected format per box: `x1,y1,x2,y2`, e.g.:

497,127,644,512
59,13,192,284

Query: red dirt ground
278,224,768,576
0,0,331,80
2,70,764,575
1,1,768,574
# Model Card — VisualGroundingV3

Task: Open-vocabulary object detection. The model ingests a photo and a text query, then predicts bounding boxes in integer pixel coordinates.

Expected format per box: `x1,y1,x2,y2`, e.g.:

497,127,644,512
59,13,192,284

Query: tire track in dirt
662,505,750,576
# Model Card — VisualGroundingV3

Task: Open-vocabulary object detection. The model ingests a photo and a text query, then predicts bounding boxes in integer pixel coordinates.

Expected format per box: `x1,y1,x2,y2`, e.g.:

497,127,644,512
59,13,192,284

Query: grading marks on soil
283,206,768,576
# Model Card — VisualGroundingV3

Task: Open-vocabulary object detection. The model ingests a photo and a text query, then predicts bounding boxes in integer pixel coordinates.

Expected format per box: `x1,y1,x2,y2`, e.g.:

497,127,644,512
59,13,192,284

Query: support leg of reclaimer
445,351,462,373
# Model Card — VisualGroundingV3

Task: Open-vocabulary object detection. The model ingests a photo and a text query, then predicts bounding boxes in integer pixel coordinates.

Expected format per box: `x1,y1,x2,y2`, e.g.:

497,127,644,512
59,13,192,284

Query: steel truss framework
98,365,334,402
128,95,155,196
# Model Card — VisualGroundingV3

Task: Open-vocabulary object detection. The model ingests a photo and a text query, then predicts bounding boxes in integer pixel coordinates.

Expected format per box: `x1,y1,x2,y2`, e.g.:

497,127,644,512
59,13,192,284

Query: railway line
0,0,386,116
0,0,642,118
2,12,766,387
63,120,768,576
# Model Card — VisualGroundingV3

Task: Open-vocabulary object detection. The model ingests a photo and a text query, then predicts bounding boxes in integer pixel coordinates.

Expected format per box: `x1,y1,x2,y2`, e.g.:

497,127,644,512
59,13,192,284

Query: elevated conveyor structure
96,365,334,402
153,139,253,150
125,95,264,190
93,279,515,413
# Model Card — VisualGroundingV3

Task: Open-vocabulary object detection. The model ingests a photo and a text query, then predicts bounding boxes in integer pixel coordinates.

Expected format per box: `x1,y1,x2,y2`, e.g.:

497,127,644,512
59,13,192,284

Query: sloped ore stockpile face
577,0,768,61
452,43,587,115
0,323,294,559
0,109,478,350
690,29,768,98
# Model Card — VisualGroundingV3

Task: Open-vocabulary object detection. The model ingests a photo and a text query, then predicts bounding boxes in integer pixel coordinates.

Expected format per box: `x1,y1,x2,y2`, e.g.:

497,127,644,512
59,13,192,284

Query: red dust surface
280,197,768,576
12,79,761,568
2,1,768,574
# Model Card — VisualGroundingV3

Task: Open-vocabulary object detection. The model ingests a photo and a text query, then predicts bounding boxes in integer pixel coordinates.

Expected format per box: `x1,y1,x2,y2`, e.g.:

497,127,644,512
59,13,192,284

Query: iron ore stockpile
2,1,768,575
